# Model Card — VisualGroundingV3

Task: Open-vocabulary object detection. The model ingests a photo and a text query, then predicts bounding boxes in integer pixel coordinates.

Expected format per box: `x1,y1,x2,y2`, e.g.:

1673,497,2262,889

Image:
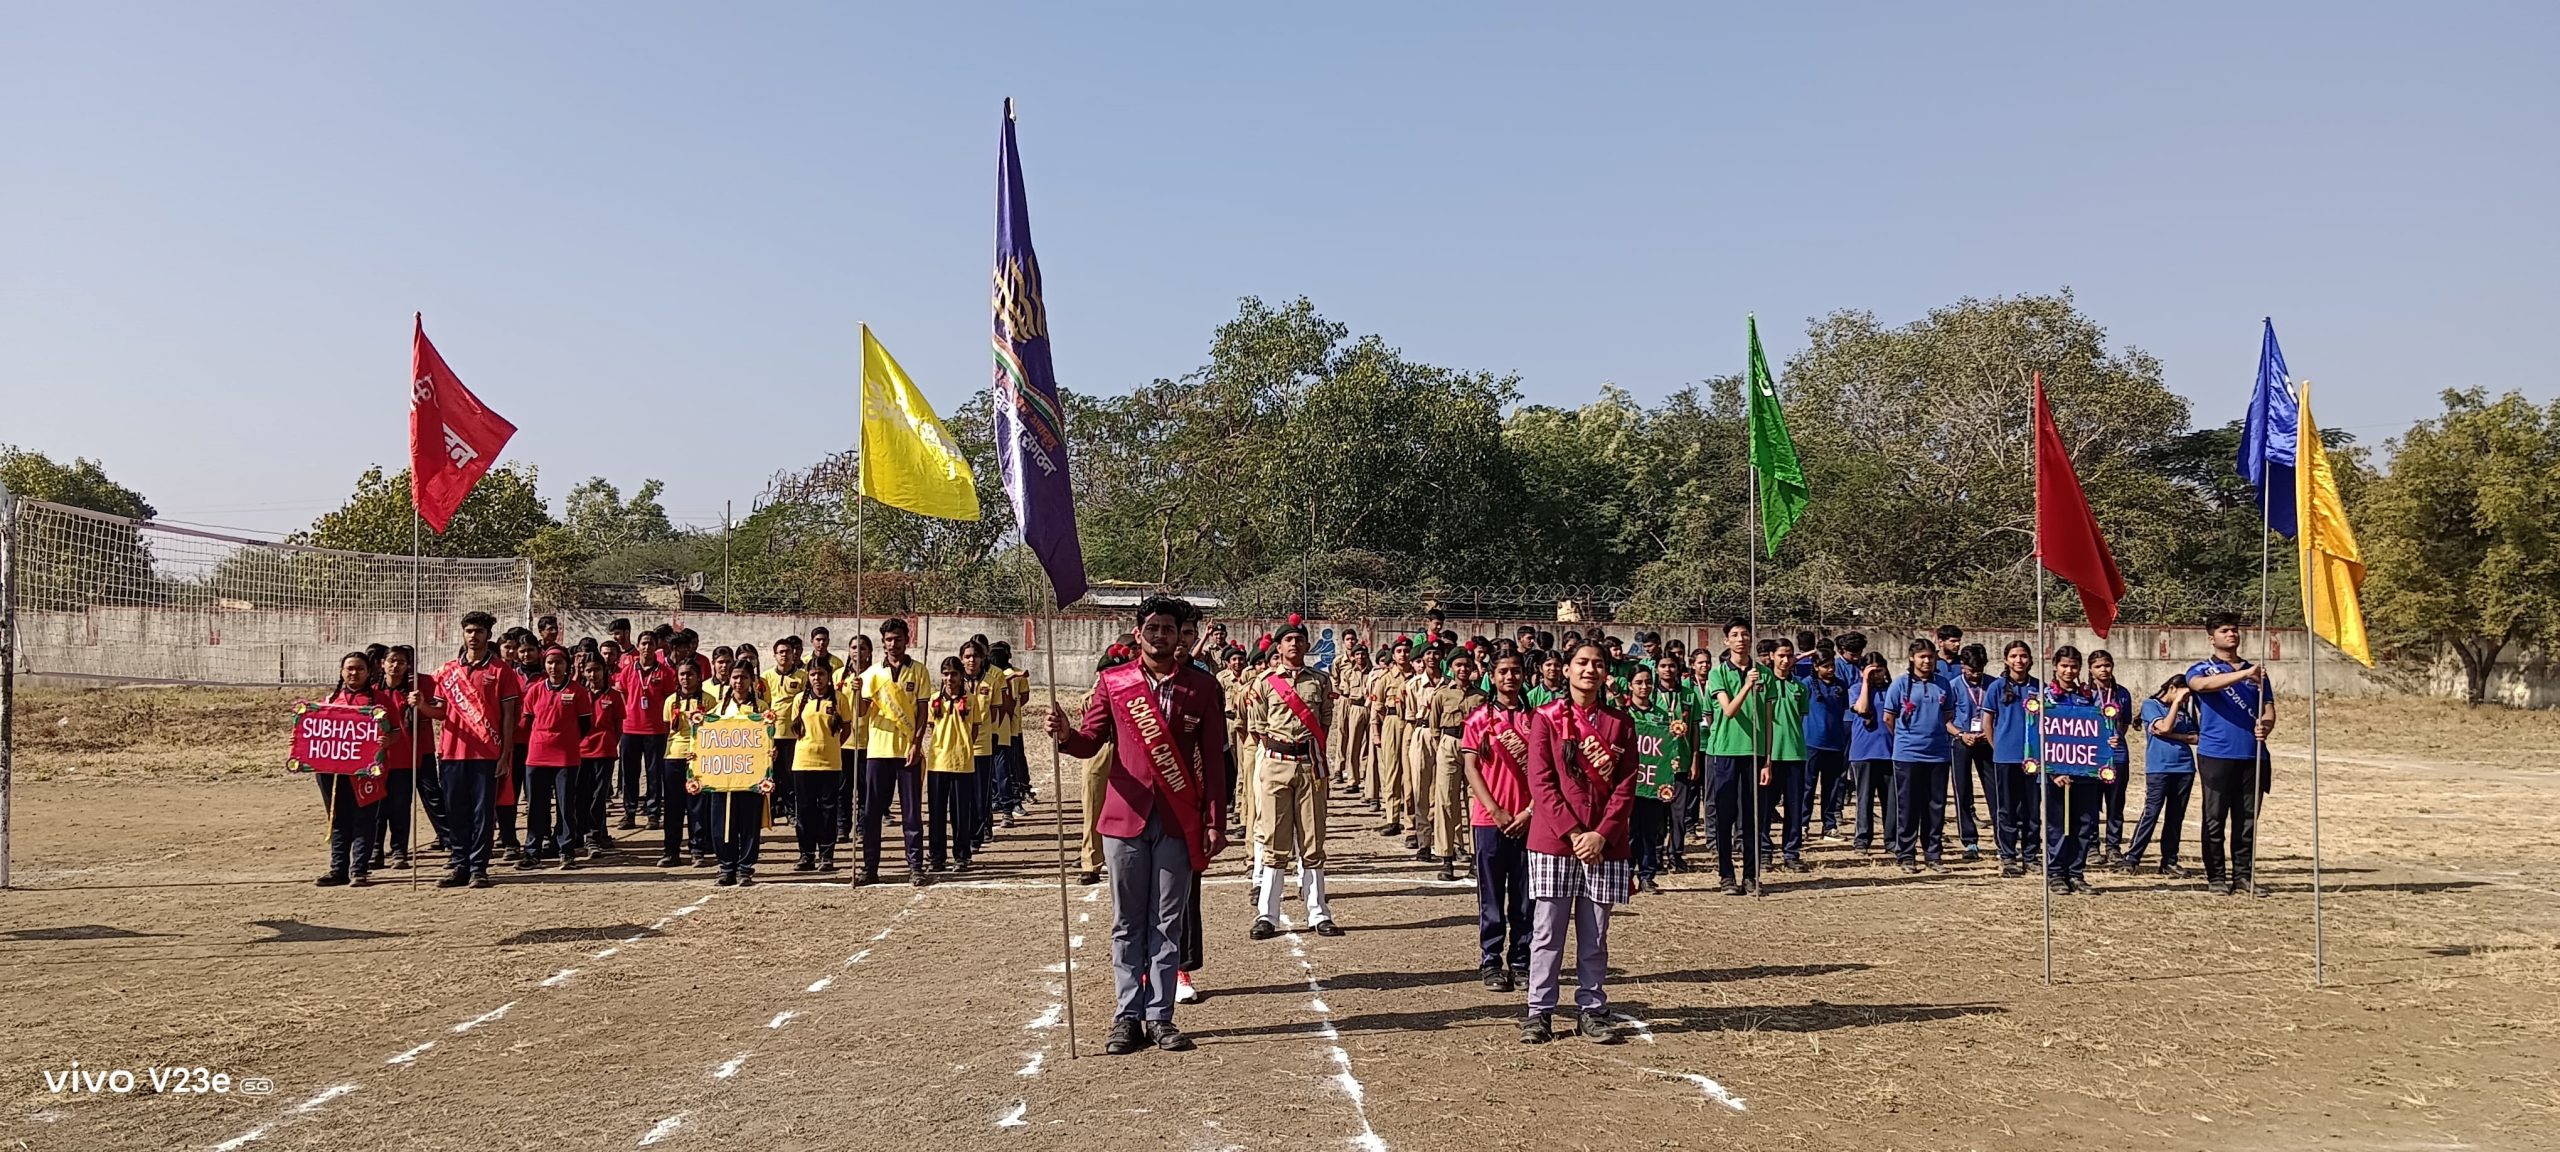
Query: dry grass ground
3,687,2557,1151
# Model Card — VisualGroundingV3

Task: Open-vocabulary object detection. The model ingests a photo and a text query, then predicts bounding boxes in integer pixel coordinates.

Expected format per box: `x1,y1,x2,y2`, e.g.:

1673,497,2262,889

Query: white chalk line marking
638,1112,686,1145
767,1010,797,1030
592,947,620,959
1280,913,1386,1151
844,948,873,967
1643,1066,1749,1111
1017,1051,1046,1077
217,895,719,1151
1002,902,1092,1124
1026,1004,1064,1030
452,1001,516,1033
712,1052,751,1080
292,1083,359,1115
806,976,834,993
996,1101,1030,1127
1619,1015,1658,1045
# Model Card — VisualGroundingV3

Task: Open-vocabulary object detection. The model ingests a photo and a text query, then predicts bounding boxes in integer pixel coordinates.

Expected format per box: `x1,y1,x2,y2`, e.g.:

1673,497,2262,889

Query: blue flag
2237,317,2300,538
991,100,1089,608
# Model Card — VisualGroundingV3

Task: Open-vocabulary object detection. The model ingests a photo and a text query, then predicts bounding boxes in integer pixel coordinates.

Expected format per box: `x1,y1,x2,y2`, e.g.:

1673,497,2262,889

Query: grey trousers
1526,893,1612,1016
1105,806,1194,1023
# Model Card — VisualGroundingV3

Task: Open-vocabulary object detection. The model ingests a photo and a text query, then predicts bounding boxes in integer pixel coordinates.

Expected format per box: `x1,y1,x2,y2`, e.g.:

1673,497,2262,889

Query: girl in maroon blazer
1520,640,1639,1046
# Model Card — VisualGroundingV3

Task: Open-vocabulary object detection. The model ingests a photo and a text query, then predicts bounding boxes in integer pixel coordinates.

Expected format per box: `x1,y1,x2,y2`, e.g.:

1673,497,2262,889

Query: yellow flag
858,324,980,521
2296,383,2372,666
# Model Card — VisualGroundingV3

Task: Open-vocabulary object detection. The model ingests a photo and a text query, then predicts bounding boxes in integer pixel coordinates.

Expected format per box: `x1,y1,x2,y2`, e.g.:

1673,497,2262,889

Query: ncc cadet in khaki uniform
1218,646,1256,842
1333,645,1374,797
1245,618,1341,938
1370,637,1416,838
1400,644,1447,857
1416,646,1488,880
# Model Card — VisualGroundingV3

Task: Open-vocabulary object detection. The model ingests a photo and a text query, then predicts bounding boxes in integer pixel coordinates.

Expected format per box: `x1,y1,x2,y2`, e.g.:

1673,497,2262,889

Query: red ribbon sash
1120,675,1210,872
1262,673,1328,765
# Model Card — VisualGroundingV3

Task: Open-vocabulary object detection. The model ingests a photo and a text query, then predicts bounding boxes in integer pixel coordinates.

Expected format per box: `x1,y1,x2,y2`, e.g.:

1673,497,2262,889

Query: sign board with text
692,716,775,792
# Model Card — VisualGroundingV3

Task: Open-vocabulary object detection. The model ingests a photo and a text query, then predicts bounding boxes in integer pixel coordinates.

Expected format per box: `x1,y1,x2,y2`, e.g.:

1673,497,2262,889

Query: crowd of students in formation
312,600,2275,1056
310,611,1031,890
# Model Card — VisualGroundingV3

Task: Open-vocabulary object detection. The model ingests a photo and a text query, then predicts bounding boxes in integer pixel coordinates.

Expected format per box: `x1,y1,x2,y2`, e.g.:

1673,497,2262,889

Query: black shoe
1574,1013,1620,1044
1378,822,1402,837
1249,919,1278,941
820,859,838,873
715,872,738,887
1480,965,1507,991
1719,881,1744,896
1104,1018,1146,1055
389,854,412,870
910,870,928,887
513,856,538,870
316,872,349,887
1076,870,1101,886
2157,864,2189,879
1496,967,1518,992
349,872,373,887
1438,862,1457,882
1900,862,1922,874
470,872,495,889
2239,880,2267,898
1520,1013,1553,1044
647,816,662,830
1787,860,1813,874
2001,863,2027,878
436,870,469,888
618,816,638,830
2050,882,2073,897
2074,879,2101,895
1640,876,1661,896
856,869,880,886
794,859,817,873
954,859,973,874
654,854,679,868
1923,861,1947,874
559,853,579,870
1146,1021,1195,1052
2208,879,2233,896
428,839,450,853
1962,847,1982,862
500,846,524,862
1313,920,1344,938
738,873,757,887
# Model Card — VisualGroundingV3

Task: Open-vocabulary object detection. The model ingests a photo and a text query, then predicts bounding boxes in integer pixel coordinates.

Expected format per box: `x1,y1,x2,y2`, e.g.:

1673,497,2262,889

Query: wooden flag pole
2303,381,2325,987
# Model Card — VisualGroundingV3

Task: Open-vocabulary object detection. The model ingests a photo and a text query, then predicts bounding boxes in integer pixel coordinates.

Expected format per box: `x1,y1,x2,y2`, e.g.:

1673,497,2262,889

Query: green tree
2361,388,2560,704
562,477,678,555
0,445,155,518
299,463,554,557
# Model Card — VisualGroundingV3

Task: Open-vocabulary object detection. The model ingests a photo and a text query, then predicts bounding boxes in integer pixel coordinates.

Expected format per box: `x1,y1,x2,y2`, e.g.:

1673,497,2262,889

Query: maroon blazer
1056,660,1230,858
1526,698,1639,860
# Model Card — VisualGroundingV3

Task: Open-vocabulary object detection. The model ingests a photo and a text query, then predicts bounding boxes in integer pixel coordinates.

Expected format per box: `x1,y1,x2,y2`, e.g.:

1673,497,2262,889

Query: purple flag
991,99,1088,607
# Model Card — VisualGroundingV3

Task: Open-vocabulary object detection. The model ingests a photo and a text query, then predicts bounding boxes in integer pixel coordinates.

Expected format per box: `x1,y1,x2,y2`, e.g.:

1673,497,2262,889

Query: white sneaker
1175,972,1199,1003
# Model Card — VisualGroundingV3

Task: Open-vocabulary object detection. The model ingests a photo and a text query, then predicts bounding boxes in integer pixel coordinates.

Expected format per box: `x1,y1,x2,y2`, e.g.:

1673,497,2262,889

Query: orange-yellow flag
2296,383,2372,666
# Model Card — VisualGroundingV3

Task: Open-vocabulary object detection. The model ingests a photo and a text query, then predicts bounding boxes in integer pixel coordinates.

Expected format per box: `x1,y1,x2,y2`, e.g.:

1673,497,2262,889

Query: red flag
409,314,516,534
2034,372,2128,637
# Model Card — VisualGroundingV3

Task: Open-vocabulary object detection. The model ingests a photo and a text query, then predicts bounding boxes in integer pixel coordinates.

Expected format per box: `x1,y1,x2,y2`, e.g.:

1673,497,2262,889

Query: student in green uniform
1756,637,1813,872
1703,619,1761,894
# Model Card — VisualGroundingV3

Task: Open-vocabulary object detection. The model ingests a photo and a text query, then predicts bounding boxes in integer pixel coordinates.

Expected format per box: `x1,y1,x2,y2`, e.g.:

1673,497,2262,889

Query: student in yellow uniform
923,656,982,877
859,618,930,887
790,663,854,873
763,636,811,824
962,638,1003,853
689,662,775,886
990,640,1033,826
660,661,721,867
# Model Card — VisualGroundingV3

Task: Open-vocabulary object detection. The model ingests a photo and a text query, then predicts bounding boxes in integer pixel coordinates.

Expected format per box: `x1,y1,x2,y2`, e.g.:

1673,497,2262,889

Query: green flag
1747,314,1809,556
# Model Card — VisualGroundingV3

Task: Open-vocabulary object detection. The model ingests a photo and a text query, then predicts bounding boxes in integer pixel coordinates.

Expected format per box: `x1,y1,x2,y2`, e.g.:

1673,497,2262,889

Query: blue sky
5,2,2554,536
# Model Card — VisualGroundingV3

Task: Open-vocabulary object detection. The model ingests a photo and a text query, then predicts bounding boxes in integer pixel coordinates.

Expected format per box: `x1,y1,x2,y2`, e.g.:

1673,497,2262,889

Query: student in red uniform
1520,640,1638,1045
421,611,521,889
518,645,591,869
573,651,620,866
374,644,433,870
497,629,538,862
1462,650,1540,992
616,628,677,837
318,651,389,887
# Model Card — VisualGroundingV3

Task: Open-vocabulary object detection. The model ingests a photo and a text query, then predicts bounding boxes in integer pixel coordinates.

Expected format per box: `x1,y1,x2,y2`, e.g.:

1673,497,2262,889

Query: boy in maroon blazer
1521,640,1639,1045
1048,595,1231,1055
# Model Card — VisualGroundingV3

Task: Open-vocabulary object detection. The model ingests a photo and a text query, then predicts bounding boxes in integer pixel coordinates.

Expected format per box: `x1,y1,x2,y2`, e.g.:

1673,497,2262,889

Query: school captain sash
1115,666,1212,872
438,659,500,753
1263,672,1328,771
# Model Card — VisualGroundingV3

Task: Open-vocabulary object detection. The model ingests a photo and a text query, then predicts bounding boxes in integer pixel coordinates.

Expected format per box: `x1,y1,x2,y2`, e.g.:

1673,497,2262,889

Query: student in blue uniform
1799,642,1851,842
1845,653,1895,854
2120,673,2197,877
2037,646,2103,895
2087,649,2136,866
1877,639,1957,874
1983,640,2042,878
1946,644,1994,863
2188,613,2275,897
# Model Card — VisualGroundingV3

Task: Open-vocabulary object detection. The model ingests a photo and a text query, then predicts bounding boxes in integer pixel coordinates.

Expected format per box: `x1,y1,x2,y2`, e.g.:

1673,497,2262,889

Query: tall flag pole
2296,381,2372,987
2031,370,2128,982
1743,316,1804,897
2237,319,2300,889
992,98,1086,1058
410,315,512,890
